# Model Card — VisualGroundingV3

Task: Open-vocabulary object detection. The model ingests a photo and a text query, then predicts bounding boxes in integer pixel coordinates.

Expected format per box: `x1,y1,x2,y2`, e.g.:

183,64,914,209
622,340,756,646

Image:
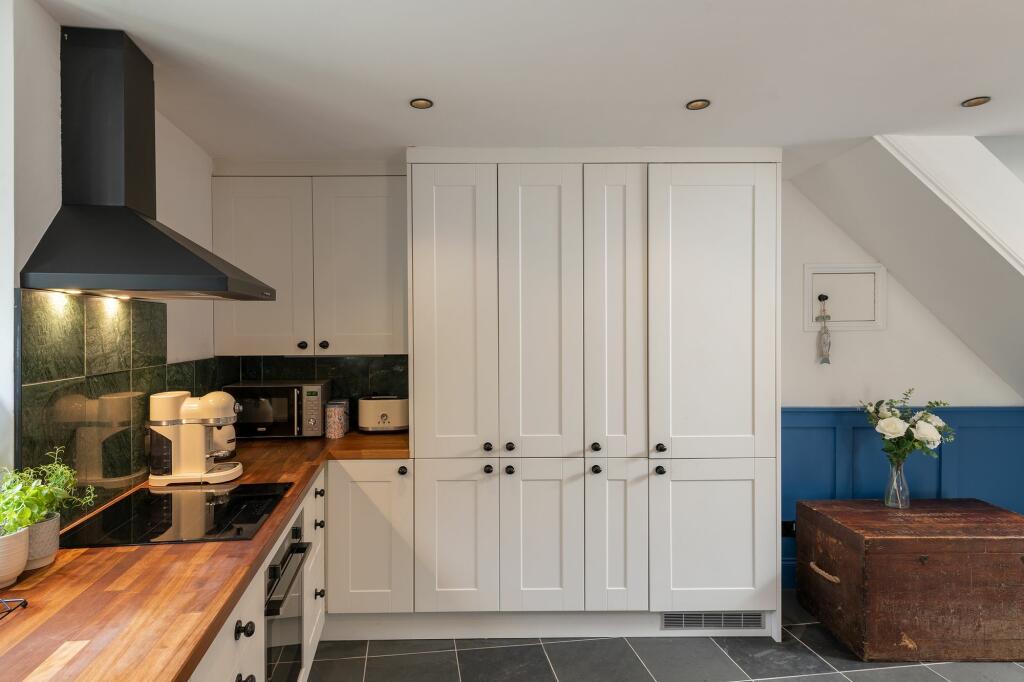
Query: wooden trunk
796,499,1024,661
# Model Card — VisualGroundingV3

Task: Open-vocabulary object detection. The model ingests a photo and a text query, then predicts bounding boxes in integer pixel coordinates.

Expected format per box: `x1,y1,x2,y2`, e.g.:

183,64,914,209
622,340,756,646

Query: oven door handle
265,541,311,617
293,389,300,436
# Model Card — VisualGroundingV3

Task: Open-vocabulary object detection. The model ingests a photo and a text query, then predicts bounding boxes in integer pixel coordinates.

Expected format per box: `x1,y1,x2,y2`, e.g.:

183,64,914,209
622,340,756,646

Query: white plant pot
25,512,60,570
0,526,29,588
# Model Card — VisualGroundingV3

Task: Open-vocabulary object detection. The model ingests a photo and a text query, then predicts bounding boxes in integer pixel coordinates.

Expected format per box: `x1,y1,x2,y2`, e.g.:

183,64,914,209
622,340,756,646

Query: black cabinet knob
483,464,494,474
315,487,325,498
297,341,308,350
315,588,326,599
655,443,667,453
319,340,330,349
505,465,515,475
655,465,667,475
398,465,408,475
236,675,256,682
314,519,325,529
505,442,516,451
591,442,602,452
234,620,255,640
591,464,602,474
483,442,493,452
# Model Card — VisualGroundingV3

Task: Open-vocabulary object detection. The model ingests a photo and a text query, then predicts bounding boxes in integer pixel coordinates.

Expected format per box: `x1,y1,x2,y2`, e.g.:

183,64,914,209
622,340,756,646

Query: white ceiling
39,0,1024,164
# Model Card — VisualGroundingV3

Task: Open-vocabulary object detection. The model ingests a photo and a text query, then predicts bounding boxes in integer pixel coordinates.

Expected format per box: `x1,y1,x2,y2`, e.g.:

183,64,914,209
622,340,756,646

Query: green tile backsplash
85,295,131,375
20,289,85,384
130,300,167,368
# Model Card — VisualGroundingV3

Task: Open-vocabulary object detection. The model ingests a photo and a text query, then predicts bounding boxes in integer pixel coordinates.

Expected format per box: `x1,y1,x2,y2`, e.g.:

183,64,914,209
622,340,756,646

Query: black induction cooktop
60,482,292,548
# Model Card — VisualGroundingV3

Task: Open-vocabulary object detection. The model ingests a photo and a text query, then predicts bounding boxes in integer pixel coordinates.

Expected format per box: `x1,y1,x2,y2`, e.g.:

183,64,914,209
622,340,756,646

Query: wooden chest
796,499,1024,661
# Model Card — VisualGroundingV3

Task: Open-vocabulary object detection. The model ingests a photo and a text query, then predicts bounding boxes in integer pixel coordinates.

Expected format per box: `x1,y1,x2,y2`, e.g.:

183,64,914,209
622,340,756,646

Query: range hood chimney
20,27,275,301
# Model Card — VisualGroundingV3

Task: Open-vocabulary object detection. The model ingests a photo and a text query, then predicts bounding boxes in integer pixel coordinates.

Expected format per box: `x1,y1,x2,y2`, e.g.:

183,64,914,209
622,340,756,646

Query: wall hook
816,293,832,365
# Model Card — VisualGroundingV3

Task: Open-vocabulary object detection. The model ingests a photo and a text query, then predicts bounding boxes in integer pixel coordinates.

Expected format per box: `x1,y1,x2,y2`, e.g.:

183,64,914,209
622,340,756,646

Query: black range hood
20,28,275,301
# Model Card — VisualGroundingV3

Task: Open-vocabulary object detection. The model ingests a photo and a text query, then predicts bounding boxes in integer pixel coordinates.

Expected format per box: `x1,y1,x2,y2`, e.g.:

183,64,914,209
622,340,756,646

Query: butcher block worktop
0,432,408,681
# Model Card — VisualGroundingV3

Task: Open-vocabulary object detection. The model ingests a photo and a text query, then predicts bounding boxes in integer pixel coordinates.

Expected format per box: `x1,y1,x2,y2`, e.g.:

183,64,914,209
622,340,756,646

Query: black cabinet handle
655,443,667,453
297,341,308,350
314,519,325,529
505,465,515,475
655,465,667,475
235,675,256,682
591,464,602,474
234,620,255,640
483,442,493,452
319,340,330,349
591,442,602,452
505,442,516,451
315,488,325,498
398,465,408,475
483,464,494,474
315,588,326,599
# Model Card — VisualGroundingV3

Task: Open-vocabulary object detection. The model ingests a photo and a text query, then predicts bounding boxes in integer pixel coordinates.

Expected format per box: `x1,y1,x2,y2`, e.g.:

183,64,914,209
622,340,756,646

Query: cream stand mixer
148,390,243,486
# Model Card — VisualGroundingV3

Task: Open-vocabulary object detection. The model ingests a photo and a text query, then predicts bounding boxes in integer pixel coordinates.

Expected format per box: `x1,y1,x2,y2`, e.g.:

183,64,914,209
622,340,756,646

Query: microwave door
234,388,300,438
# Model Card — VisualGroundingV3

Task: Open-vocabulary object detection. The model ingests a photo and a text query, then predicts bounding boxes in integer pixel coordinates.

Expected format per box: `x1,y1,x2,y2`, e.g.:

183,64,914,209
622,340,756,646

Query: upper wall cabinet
411,164,499,458
213,177,315,356
313,177,407,355
583,164,647,458
648,163,777,459
213,175,407,357
498,164,584,457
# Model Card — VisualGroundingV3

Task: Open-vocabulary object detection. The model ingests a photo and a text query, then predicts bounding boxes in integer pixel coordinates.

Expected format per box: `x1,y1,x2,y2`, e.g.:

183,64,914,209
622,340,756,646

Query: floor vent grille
663,611,765,630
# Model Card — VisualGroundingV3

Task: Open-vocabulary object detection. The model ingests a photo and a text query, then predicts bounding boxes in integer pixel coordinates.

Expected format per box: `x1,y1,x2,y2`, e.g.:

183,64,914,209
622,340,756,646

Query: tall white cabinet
404,149,779,630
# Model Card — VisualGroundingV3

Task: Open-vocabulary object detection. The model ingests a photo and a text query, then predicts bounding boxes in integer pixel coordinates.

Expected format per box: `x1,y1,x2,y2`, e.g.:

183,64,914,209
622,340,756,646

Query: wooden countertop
0,432,408,681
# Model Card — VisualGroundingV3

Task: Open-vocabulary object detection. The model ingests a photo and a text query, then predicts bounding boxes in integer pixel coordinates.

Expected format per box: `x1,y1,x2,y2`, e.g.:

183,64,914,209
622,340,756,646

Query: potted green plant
0,446,96,573
0,524,29,588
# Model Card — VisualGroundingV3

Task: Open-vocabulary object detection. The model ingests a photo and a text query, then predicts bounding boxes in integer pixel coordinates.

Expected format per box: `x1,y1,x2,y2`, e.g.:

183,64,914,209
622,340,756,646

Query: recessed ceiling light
685,99,711,111
961,96,991,108
409,98,434,110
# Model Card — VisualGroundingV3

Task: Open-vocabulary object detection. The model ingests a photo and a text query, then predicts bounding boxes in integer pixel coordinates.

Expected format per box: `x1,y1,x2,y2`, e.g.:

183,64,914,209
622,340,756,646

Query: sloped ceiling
35,0,1024,162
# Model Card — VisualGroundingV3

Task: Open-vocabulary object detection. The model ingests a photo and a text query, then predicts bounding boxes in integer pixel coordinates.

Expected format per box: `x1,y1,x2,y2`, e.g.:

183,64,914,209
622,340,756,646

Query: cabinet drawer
190,569,265,681
305,468,327,556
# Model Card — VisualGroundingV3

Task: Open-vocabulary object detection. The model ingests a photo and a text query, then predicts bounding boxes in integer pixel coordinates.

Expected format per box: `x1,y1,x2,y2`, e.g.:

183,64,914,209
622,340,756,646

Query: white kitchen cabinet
312,176,407,355
327,460,414,614
498,457,585,611
213,177,314,356
584,457,648,611
583,164,647,458
304,468,326,558
411,164,499,458
303,542,326,675
415,458,500,612
498,164,584,458
648,163,777,459
649,458,777,612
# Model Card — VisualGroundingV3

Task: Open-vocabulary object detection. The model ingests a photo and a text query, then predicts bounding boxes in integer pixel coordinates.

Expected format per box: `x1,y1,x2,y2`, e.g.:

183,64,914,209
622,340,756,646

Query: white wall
980,135,1024,185
155,111,215,362
0,0,15,468
782,180,1022,406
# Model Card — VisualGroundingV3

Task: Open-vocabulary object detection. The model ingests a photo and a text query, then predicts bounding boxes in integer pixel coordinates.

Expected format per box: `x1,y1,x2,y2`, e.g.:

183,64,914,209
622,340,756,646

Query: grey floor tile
782,589,818,625
787,623,915,672
927,662,1024,682
541,636,606,643
766,676,846,682
364,651,459,682
845,667,944,681
308,657,364,682
368,638,455,656
316,639,368,660
544,637,652,682
713,633,834,680
458,644,556,682
627,637,747,682
457,638,541,650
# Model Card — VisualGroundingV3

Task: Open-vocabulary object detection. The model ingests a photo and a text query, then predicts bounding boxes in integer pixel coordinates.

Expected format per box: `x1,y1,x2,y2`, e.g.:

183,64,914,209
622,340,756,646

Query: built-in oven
265,518,310,682
224,380,330,438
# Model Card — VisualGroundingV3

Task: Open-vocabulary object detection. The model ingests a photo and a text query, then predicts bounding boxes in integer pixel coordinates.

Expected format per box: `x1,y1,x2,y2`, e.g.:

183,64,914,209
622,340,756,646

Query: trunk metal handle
809,561,841,584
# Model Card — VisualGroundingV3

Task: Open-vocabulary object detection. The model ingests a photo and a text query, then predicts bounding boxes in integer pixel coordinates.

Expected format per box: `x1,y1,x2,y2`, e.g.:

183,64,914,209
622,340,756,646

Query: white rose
910,410,924,424
866,403,876,414
876,416,909,440
878,405,893,419
923,413,945,428
912,421,942,449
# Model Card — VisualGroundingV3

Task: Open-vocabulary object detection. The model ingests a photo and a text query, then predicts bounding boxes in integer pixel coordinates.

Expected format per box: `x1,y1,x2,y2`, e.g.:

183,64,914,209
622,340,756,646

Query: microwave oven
223,380,330,438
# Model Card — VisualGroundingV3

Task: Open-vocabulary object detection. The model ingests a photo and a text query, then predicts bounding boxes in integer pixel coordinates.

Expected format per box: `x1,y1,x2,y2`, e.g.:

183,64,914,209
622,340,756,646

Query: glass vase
885,460,910,509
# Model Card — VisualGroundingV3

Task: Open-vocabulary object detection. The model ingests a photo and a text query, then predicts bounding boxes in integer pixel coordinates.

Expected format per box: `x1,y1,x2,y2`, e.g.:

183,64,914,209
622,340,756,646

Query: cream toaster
357,396,409,432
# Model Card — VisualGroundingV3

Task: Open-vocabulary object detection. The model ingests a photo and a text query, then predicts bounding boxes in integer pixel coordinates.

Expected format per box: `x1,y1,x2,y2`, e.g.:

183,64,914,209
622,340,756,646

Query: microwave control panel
301,385,325,437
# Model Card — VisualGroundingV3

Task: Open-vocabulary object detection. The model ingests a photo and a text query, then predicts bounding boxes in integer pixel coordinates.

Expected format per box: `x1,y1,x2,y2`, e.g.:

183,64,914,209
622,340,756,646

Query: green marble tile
82,371,135,485
369,355,409,397
194,357,218,394
262,356,315,381
20,289,85,384
130,365,166,474
241,356,262,381
84,295,131,376
19,377,85,470
131,300,166,368
316,356,370,401
166,361,196,394
214,356,240,388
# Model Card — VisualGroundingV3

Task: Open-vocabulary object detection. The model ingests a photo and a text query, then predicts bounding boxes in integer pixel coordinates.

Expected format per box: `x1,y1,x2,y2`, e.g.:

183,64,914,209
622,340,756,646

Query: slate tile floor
310,592,1024,681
